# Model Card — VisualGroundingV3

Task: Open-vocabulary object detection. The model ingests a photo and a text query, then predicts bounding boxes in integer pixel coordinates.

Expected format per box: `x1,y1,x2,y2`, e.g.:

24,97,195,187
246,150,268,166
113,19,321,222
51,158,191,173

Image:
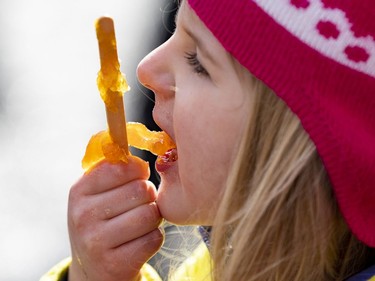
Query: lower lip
155,148,178,173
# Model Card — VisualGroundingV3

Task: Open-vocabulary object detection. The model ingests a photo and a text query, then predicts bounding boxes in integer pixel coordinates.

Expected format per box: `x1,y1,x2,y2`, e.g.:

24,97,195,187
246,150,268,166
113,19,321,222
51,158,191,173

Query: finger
73,156,150,195
69,229,164,281
90,180,158,220
67,180,158,239
107,228,164,276
104,202,162,248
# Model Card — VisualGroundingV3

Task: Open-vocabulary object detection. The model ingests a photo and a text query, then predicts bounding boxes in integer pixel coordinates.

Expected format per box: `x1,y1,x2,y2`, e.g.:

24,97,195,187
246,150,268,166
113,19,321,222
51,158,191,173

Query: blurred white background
0,0,172,280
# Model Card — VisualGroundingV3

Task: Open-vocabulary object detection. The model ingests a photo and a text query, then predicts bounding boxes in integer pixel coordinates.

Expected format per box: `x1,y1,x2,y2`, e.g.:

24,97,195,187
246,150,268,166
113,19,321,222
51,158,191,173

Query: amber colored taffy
95,16,129,155
82,17,176,172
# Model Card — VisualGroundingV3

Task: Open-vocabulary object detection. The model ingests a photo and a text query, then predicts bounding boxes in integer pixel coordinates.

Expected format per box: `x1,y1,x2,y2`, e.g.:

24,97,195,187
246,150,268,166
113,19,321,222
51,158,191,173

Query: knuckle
112,160,147,183
148,228,164,249
124,180,156,202
140,203,162,225
102,207,113,220
85,230,104,255
145,180,157,200
134,229,164,263
109,163,128,183
88,161,113,179
68,203,96,232
125,180,148,201
69,182,81,202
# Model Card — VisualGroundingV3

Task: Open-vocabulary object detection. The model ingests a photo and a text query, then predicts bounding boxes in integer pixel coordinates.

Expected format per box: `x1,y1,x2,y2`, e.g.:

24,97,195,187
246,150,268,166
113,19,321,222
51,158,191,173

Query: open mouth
158,148,178,163
155,148,178,173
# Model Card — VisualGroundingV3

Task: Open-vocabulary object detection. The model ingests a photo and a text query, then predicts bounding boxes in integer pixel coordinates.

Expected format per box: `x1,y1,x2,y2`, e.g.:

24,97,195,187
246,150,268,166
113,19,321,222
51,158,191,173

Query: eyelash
184,52,209,77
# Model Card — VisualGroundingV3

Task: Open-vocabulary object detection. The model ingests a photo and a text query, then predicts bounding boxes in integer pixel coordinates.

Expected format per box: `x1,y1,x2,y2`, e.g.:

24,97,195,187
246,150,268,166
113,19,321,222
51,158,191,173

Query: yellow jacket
40,242,212,281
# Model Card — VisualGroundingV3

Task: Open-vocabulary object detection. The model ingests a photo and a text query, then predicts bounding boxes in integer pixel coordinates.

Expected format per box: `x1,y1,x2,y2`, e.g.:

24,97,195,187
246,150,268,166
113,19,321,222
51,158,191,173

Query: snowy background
0,0,173,280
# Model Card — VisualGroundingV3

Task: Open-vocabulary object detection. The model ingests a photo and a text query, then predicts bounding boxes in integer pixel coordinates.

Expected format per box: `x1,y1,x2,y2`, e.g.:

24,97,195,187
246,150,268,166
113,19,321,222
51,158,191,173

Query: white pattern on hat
254,0,375,77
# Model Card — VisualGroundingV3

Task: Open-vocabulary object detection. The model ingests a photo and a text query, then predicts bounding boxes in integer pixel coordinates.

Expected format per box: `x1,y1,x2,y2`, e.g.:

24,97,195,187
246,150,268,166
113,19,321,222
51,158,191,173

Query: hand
67,156,164,281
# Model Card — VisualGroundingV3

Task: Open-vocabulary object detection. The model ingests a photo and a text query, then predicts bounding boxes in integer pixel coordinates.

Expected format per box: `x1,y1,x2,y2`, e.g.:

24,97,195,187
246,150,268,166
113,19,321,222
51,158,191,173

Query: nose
136,41,175,100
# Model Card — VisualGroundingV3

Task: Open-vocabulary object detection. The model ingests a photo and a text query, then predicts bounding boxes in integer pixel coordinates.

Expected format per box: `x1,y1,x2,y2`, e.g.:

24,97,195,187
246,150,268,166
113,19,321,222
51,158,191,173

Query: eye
184,52,209,77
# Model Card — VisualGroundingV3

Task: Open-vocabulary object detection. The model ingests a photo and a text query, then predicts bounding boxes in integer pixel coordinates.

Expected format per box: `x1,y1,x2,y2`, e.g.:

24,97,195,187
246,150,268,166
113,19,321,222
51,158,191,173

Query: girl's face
137,1,254,225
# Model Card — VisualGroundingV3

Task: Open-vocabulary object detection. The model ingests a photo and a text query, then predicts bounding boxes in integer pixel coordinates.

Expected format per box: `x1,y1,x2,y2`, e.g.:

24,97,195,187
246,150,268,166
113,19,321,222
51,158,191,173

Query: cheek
174,95,244,201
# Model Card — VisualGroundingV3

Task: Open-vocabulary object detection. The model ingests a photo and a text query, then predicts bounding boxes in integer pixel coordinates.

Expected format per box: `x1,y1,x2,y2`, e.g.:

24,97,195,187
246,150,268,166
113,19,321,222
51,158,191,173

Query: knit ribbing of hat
255,0,375,78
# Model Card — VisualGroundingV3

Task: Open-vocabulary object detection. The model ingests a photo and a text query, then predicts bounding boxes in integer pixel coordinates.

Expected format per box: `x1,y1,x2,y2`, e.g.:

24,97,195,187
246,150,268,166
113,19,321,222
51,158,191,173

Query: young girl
42,0,375,280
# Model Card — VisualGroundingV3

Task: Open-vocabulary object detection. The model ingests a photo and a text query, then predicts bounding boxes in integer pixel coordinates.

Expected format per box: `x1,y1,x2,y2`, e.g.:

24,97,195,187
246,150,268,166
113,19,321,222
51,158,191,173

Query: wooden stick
95,16,129,155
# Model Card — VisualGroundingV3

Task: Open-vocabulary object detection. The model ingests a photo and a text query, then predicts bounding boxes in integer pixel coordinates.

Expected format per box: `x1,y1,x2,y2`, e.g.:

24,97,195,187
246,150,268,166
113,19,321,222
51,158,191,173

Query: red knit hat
187,0,375,247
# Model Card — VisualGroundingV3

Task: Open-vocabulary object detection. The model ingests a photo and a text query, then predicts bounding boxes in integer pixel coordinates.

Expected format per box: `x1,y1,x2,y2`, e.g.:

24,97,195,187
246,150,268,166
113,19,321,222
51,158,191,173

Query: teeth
160,148,178,162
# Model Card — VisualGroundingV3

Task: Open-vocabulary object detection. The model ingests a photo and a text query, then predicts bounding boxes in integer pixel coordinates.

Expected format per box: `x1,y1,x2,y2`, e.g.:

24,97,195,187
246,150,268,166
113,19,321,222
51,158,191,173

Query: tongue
158,148,178,163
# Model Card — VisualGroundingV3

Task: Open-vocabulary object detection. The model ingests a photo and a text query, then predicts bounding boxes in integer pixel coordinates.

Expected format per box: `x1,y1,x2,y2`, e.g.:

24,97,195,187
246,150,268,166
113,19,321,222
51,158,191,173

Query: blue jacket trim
346,265,375,281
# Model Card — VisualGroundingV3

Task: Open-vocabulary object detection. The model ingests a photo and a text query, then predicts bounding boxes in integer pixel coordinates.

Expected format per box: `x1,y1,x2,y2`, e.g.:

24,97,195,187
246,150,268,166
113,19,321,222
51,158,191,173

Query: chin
156,185,188,224
157,189,211,226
